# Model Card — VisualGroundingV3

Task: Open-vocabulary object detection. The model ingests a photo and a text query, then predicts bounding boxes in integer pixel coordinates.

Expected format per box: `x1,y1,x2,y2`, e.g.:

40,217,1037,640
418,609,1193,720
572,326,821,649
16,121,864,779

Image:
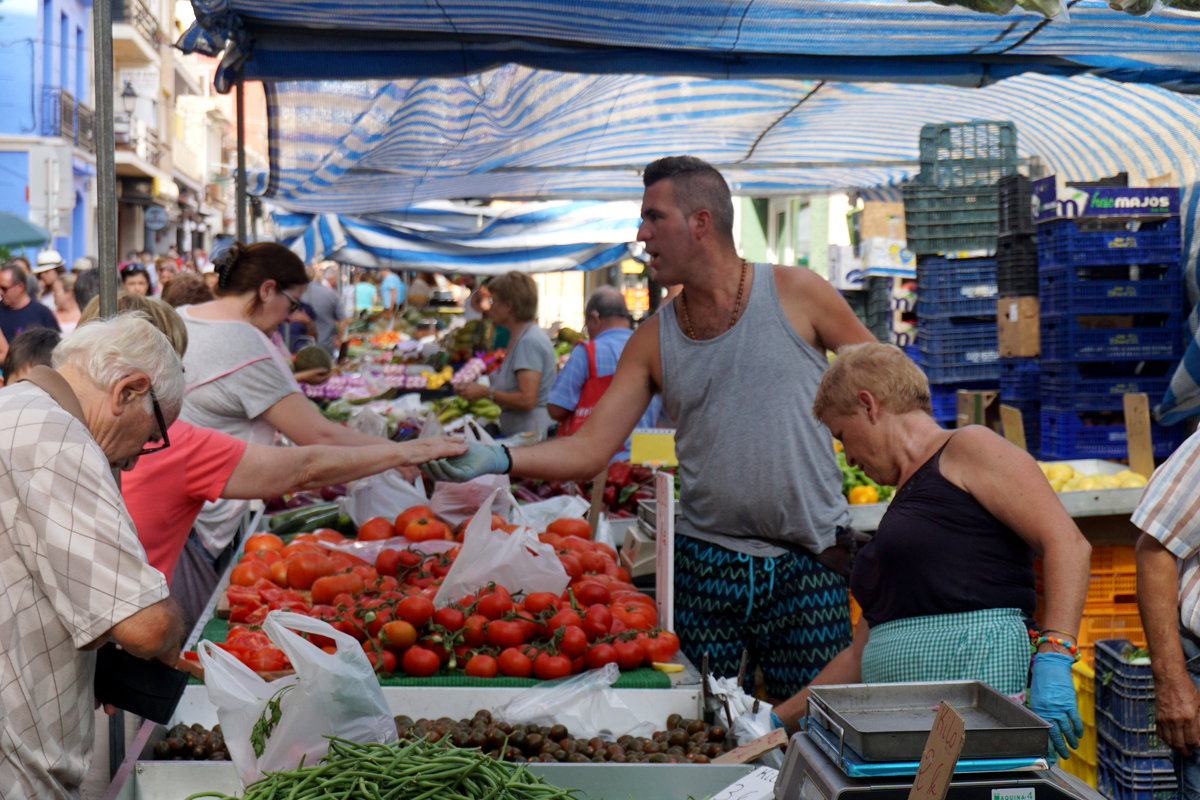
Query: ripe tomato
533,651,574,680
476,592,514,621
286,552,335,590
486,619,527,648
228,601,266,624
395,505,436,533
497,647,533,678
432,607,465,631
546,517,592,540
464,653,499,679
558,625,589,659
582,604,613,641
310,528,348,543
244,532,285,553
490,513,508,530
522,592,560,615
583,642,618,670
592,541,618,561
463,614,488,647
611,602,655,630
310,572,365,606
375,548,402,577
229,560,271,586
365,649,397,674
639,630,681,664
357,516,396,541
395,595,435,628
572,581,611,607
240,549,281,565
245,647,289,672
613,639,645,670
400,645,440,677
548,609,583,631
404,517,452,542
558,553,583,582
578,550,608,575
380,619,418,653
280,541,324,560
268,559,290,585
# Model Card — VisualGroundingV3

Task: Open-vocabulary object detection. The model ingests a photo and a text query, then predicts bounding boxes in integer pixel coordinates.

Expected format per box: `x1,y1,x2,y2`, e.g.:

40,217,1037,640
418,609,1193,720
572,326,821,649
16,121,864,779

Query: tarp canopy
0,212,50,249
274,200,640,274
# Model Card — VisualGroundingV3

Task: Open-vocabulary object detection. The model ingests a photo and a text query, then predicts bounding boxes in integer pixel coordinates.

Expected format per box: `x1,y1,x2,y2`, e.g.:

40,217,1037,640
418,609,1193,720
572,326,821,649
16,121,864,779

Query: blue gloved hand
770,712,785,730
1028,651,1083,760
420,442,511,482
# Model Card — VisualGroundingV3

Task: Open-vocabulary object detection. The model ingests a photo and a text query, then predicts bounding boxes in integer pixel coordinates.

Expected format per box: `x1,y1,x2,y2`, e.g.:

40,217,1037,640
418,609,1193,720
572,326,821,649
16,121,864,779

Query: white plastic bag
517,494,589,533
345,470,427,526
429,419,512,526
197,611,396,786
433,488,568,607
493,663,655,740
709,674,785,769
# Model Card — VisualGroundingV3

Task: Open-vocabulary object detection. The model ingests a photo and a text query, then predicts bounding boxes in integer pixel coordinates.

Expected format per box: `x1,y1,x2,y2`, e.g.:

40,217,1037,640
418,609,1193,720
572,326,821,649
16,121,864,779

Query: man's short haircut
643,155,735,242
585,286,630,320
4,328,61,380
53,312,185,415
3,263,29,287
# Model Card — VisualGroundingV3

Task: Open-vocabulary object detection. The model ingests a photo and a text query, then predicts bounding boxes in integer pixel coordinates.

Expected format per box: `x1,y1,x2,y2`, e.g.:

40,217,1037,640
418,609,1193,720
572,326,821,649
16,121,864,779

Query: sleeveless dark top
850,437,1036,627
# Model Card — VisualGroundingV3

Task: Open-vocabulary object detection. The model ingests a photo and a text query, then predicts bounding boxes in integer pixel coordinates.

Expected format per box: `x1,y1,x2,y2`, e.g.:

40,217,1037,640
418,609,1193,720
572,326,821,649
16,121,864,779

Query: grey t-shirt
493,323,557,438
302,282,344,353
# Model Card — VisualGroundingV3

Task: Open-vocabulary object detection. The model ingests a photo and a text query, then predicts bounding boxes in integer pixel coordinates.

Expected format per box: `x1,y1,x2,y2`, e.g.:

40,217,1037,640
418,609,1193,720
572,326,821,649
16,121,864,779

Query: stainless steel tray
807,681,1050,761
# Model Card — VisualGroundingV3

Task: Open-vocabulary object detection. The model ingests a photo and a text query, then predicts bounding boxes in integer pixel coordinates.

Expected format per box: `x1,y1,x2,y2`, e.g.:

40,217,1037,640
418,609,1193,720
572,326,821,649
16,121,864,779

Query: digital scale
773,681,1107,800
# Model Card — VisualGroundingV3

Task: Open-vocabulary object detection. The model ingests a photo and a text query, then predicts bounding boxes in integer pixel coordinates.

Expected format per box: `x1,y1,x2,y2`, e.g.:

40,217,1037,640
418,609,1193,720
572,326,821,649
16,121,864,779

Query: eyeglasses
137,388,171,456
281,290,302,313
0,283,15,293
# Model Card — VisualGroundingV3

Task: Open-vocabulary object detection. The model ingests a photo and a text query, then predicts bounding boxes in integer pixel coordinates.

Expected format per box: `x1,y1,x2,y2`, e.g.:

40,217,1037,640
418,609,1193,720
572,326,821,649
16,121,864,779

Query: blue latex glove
770,712,785,730
1028,651,1083,760
420,442,510,482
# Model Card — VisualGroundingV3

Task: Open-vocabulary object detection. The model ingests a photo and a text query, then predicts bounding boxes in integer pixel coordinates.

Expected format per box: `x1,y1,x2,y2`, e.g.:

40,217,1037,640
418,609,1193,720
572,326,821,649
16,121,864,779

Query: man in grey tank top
423,156,876,700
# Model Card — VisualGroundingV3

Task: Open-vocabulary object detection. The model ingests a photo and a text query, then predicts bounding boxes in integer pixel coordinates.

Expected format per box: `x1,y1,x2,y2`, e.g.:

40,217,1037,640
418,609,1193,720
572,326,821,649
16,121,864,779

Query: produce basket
1039,264,1183,316
1037,217,1180,269
903,183,1000,255
1040,311,1184,362
918,120,1018,189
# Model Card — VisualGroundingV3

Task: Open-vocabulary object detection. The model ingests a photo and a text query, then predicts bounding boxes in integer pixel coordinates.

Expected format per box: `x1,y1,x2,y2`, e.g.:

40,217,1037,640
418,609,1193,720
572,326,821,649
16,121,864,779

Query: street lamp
121,81,137,115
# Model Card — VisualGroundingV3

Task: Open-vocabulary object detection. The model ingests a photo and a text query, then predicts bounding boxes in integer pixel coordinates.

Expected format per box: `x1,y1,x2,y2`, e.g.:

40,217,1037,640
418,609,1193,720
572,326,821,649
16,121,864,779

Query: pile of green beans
184,736,581,800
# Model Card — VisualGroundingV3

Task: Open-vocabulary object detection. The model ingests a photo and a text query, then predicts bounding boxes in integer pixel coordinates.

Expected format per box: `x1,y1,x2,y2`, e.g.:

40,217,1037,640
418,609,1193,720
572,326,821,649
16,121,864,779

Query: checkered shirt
0,382,168,798
1132,428,1200,639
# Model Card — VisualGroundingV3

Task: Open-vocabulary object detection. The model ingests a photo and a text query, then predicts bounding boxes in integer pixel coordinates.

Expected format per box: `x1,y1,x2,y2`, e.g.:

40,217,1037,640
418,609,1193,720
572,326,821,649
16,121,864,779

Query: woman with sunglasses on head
121,264,154,296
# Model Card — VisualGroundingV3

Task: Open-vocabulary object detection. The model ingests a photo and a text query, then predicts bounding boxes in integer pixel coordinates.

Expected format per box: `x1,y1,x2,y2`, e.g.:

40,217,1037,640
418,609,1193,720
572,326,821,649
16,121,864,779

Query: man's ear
111,373,152,415
690,208,712,239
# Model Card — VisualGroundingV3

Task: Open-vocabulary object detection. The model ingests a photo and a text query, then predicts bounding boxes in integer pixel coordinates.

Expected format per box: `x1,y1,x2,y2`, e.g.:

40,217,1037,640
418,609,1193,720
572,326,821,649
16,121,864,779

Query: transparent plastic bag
493,662,655,740
197,611,396,785
345,470,427,526
428,419,512,526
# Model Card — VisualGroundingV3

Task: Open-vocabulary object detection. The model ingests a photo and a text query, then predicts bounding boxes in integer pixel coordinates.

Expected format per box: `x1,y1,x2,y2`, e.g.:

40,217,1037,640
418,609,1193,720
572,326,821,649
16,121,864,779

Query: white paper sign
654,470,674,633
709,766,779,800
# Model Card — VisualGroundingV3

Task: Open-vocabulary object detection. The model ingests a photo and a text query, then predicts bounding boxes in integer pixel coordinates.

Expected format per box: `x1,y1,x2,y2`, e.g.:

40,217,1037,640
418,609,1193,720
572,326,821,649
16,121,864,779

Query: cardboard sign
654,470,675,633
1123,393,1155,479
908,702,965,800
712,727,788,765
999,404,1027,452
708,765,779,800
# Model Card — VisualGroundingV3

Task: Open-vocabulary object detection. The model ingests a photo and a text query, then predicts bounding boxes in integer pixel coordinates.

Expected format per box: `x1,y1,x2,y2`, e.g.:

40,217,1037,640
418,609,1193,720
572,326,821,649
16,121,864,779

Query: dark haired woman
120,264,153,296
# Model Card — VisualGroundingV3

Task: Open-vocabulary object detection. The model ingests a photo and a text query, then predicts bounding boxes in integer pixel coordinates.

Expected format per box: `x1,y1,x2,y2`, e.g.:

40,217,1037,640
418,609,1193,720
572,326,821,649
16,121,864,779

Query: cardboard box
829,245,865,290
860,201,905,240
997,296,1039,357
957,390,1001,433
860,237,916,278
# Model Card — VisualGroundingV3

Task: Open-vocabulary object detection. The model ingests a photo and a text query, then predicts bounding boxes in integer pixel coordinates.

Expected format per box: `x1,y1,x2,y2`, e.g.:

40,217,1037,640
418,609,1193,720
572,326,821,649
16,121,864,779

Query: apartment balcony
114,112,164,177
40,87,96,154
112,0,161,63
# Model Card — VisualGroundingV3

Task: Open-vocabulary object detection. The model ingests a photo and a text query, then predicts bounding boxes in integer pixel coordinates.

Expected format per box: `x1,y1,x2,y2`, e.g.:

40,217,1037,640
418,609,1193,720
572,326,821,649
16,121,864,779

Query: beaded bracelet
1031,635,1080,660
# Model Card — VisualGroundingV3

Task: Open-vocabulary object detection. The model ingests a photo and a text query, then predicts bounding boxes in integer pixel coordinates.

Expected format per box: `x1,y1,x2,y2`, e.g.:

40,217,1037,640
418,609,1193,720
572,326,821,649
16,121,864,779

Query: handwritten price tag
708,766,779,800
907,702,965,800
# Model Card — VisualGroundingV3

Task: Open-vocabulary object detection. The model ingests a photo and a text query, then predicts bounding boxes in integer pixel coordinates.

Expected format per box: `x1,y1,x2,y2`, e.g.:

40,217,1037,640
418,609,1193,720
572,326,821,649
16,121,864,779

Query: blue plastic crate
1098,745,1178,800
1041,379,1172,412
1040,313,1184,362
999,357,1040,402
1098,715,1168,758
920,362,1001,384
917,255,997,285
1098,737,1175,780
1097,640,1156,684
1039,361,1174,403
1037,217,1181,268
917,296,997,319
1039,265,1183,316
1038,407,1184,460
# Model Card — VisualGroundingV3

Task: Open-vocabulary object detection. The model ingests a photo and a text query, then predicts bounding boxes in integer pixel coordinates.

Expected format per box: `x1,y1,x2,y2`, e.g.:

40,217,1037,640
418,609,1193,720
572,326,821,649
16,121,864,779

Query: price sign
654,469,674,633
708,765,779,800
908,702,965,800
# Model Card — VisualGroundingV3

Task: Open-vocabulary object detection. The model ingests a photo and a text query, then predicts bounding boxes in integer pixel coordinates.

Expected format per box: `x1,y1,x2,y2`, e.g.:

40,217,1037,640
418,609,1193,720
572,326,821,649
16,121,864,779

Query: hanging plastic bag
429,419,512,526
197,611,396,786
433,488,568,607
517,494,589,533
493,663,655,740
345,470,428,527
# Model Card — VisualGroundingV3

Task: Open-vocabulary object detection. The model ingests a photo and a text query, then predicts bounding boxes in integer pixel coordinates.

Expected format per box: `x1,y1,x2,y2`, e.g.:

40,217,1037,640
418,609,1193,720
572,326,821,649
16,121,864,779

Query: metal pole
93,0,117,317
236,74,248,243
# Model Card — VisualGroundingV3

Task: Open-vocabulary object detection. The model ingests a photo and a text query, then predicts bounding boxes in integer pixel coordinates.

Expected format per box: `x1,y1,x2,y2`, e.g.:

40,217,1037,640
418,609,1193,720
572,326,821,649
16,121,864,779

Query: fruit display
1037,462,1149,492
394,710,731,764
512,461,672,518
836,450,894,504
431,395,501,423
151,723,230,761
209,508,675,679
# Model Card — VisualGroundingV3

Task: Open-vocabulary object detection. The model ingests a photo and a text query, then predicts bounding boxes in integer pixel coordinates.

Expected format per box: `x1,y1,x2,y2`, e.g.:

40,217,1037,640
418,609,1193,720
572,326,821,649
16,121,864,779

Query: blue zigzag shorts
674,534,851,699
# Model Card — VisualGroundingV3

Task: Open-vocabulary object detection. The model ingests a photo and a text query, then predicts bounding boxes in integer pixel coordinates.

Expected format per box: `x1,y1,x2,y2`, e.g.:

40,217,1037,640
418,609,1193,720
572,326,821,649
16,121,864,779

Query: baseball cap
35,249,64,273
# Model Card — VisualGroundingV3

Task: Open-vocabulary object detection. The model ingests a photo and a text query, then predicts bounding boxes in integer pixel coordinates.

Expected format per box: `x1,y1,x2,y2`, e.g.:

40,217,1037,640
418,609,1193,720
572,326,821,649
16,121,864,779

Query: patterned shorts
674,535,851,699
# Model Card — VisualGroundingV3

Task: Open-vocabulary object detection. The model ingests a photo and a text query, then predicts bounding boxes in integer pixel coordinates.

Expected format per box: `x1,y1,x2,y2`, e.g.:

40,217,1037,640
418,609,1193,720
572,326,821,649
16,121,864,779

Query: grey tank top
659,262,850,557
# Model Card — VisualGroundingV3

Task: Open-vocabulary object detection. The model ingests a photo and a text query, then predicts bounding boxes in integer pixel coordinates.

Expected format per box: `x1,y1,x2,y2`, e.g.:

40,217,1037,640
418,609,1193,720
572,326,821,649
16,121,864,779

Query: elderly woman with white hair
0,313,186,798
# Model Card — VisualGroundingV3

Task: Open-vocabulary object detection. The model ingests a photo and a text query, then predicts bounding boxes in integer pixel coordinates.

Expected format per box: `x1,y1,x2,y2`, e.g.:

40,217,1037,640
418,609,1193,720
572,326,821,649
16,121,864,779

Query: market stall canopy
0,212,50,249
180,0,1200,93
274,200,639,274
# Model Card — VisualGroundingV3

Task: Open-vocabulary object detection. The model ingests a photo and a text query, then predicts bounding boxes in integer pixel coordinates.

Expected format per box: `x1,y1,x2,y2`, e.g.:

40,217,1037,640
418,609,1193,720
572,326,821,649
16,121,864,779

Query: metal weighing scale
773,681,1107,800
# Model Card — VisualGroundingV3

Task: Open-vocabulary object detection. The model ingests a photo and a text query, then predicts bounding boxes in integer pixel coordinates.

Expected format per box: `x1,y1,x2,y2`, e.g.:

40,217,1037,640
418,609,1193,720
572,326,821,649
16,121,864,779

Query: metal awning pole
94,0,117,317
236,73,248,243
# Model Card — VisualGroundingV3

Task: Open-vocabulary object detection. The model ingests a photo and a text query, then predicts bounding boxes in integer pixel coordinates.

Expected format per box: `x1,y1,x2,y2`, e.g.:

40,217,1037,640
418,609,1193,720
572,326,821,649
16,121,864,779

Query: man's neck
7,296,31,310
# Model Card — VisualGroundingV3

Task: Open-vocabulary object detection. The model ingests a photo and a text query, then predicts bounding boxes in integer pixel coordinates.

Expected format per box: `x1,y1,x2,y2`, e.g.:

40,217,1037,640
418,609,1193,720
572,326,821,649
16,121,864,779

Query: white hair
51,312,185,414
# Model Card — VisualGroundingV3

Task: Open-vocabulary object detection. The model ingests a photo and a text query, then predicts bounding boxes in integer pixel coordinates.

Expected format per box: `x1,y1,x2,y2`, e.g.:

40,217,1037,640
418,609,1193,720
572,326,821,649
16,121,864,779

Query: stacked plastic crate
1095,639,1176,799
996,174,1041,451
1035,181,1186,459
904,121,1014,425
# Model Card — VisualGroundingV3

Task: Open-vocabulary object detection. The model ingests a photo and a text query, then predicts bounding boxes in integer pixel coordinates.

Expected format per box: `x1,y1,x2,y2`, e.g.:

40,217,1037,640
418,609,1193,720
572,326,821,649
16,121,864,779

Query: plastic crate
1039,408,1183,460
999,174,1036,236
917,255,997,285
1092,547,1137,575
920,362,1002,385
996,233,1038,295
1075,661,1096,729
1086,573,1138,606
1041,382,1172,414
1039,361,1175,409
999,357,1040,402
1040,313,1184,362
1039,265,1183,316
1098,738,1178,800
918,120,1018,189
928,381,997,425
1037,217,1181,268
1098,737,1175,779
917,295,997,320
1098,716,1169,757
1078,616,1145,667
903,184,999,255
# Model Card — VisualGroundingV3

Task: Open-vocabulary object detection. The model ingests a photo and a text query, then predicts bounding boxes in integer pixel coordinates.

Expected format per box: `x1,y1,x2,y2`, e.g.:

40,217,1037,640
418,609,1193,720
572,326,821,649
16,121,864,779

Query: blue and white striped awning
274,201,640,275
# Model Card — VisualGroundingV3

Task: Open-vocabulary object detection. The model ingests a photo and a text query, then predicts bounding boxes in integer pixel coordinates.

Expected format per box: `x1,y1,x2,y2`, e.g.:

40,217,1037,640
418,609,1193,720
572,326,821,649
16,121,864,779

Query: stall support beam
93,0,116,317
236,75,248,244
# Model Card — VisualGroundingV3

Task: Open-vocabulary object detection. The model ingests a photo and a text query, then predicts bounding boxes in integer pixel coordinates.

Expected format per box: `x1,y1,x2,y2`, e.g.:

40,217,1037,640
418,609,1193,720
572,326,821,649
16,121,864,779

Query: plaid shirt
1132,429,1200,639
0,383,168,798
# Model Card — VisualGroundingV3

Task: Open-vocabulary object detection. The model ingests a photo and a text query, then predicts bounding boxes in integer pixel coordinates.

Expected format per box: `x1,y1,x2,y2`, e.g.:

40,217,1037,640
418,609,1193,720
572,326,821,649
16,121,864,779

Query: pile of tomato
211,506,679,680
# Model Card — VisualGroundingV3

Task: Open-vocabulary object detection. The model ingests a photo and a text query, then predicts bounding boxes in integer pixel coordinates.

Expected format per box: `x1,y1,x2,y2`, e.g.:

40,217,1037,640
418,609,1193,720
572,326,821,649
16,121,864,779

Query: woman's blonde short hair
487,271,538,322
812,342,932,421
79,292,188,358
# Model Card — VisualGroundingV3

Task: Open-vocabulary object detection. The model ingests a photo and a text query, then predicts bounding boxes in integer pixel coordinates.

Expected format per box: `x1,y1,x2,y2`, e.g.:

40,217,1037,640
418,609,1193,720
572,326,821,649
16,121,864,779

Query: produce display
836,450,894,505
1037,462,1148,492
512,461,671,518
395,710,730,763
430,395,501,423
151,723,229,761
211,508,677,679
182,736,579,800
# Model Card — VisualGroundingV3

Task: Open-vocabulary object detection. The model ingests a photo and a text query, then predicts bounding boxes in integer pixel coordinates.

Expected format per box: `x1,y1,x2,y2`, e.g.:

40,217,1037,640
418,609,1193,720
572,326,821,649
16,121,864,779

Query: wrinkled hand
1153,674,1200,755
1029,652,1083,760
421,442,509,482
400,436,470,465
